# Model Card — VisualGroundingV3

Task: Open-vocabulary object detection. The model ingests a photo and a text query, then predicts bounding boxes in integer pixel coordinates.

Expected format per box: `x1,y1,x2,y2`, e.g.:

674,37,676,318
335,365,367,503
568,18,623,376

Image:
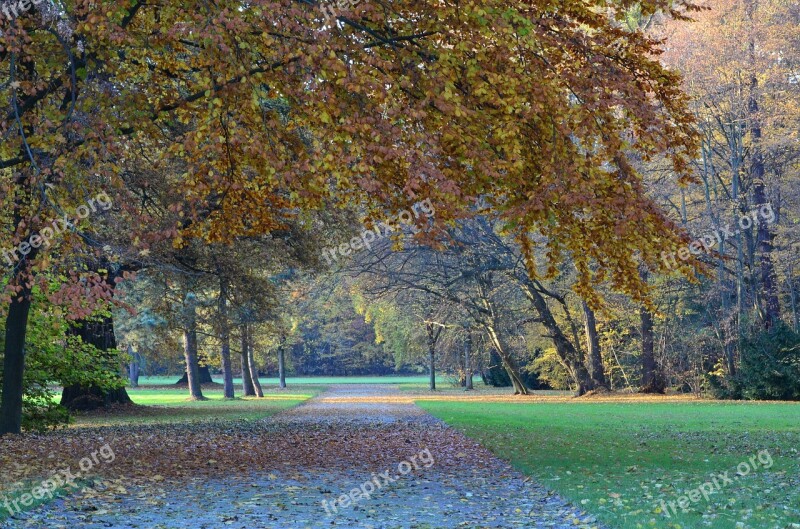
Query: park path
6,385,605,529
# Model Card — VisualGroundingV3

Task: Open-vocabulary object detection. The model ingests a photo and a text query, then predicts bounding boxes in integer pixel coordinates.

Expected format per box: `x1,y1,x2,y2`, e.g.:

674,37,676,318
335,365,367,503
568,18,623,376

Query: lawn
136,375,433,386
417,398,800,529
72,386,318,427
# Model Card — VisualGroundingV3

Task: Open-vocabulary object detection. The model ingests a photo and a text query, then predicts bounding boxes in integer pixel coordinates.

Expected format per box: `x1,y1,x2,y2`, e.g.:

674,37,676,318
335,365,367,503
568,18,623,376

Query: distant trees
344,216,627,395
650,0,800,397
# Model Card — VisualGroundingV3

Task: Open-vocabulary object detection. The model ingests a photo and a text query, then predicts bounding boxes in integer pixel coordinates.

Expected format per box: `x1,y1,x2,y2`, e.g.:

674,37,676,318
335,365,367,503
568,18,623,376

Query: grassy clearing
396,381,574,397
417,398,800,529
72,386,319,427
136,375,433,386
396,380,488,391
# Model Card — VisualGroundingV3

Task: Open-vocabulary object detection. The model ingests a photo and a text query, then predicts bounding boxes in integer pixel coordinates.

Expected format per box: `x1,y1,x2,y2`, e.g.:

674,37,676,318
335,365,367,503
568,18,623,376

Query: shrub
708,324,800,400
531,348,572,390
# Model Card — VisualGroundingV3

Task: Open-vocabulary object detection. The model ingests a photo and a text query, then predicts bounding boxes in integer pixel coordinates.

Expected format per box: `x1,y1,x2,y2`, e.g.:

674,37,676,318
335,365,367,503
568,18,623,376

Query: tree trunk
218,279,235,399
60,264,134,411
247,327,264,397
0,287,33,435
129,361,139,388
240,325,256,396
745,0,780,330
176,364,213,385
639,305,665,393
483,323,529,395
0,172,39,435
582,301,608,390
639,269,665,393
61,384,132,411
427,323,436,391
181,294,205,400
278,337,287,389
61,315,133,411
464,328,474,391
751,148,780,330
183,330,205,400
128,345,140,388
518,280,592,394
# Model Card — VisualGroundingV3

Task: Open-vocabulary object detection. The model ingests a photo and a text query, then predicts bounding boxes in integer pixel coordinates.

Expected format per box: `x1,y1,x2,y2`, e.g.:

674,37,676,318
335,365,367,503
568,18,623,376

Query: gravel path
6,385,606,529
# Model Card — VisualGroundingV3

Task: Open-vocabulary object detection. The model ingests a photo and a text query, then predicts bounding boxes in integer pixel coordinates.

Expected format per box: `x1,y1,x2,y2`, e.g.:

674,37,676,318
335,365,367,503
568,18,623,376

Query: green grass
417,399,800,529
74,386,318,427
396,379,487,391
136,375,432,386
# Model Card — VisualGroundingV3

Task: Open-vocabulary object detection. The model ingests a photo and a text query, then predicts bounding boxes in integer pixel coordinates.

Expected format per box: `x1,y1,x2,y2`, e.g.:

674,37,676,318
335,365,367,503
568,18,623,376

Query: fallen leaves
0,385,608,528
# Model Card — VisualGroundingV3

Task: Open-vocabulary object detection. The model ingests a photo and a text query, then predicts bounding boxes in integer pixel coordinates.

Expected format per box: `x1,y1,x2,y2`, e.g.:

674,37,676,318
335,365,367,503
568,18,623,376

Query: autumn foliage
0,0,706,433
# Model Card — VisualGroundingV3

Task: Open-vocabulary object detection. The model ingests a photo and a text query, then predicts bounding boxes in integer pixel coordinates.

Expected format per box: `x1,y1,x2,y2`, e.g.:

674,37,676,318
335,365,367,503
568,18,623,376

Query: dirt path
5,385,605,529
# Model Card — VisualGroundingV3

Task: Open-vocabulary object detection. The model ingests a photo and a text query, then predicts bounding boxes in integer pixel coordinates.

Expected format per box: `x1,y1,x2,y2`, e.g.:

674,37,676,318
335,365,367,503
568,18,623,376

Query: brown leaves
1,0,701,309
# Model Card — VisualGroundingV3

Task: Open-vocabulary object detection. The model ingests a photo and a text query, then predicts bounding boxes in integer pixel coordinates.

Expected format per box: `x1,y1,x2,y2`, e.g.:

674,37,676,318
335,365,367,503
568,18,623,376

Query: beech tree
2,0,702,432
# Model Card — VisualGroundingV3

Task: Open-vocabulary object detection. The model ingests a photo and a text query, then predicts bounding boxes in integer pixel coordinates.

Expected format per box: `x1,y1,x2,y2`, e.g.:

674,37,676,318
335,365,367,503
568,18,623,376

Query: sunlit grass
136,375,433,385
71,386,319,427
418,399,800,529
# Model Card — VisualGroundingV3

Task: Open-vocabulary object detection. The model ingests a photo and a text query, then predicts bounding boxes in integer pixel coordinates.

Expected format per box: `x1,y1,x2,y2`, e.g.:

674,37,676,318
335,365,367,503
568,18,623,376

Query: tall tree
582,302,608,391
1,0,703,432
181,292,206,401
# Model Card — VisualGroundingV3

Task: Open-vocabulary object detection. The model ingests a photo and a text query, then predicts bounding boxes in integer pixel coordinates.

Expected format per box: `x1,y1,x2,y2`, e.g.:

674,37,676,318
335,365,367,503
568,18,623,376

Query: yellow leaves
2,0,698,307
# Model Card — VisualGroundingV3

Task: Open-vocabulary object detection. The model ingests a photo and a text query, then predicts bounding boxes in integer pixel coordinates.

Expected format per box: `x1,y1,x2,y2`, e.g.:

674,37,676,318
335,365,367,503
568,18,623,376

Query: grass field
73,386,318,427
418,398,800,529
74,375,440,428
136,375,433,386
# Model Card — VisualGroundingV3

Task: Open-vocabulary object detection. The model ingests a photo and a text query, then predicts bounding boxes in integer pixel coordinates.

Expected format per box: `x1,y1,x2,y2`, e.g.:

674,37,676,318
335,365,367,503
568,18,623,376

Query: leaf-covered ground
0,385,603,529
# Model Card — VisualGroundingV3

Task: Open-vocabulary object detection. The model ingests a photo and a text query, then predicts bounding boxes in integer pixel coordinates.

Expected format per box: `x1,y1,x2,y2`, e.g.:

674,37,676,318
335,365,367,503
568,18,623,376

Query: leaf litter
1,385,606,529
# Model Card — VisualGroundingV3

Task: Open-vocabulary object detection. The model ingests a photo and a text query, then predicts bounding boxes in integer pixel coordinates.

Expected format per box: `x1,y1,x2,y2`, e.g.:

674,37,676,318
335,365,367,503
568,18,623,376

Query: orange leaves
0,0,702,307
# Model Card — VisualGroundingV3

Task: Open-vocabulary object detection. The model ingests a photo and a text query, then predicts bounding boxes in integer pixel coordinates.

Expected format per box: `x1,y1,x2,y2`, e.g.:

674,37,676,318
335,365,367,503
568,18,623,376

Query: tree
464,328,474,391
244,324,264,397
216,274,235,400
239,324,257,397
59,263,135,412
654,0,799,391
181,292,206,401
346,218,533,393
1,0,703,432
582,302,609,391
